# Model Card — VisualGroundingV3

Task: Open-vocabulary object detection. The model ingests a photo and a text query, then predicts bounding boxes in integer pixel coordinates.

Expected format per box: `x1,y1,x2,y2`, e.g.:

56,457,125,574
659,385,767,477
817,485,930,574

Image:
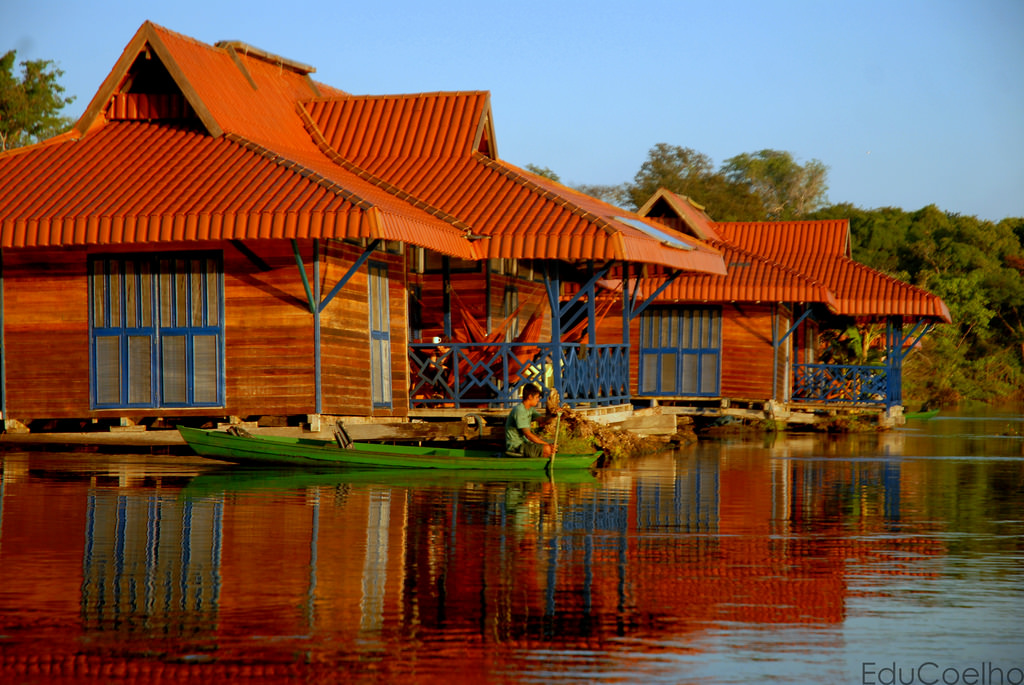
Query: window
368,262,393,408
503,286,519,342
90,253,223,409
639,307,721,396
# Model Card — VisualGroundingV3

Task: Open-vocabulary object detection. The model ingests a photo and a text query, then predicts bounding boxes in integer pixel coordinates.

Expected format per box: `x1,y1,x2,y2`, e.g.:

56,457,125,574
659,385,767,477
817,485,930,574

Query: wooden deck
635,396,904,429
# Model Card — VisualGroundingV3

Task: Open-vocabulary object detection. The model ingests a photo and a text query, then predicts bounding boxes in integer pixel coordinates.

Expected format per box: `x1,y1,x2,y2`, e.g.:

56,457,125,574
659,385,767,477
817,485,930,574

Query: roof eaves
477,156,733,273
829,257,952,322
0,128,82,159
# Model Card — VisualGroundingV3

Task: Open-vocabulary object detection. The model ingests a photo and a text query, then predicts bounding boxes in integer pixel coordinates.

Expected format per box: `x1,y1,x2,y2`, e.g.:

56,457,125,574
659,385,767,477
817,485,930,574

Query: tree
810,203,912,275
572,182,629,208
0,50,75,151
722,149,828,219
524,163,561,183
622,143,765,220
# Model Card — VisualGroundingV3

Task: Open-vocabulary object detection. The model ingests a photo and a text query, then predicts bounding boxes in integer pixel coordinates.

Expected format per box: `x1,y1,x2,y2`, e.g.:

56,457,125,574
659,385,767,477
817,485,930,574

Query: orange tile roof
1,22,726,276
0,122,475,256
0,22,475,257
652,240,839,310
716,220,852,260
718,222,951,321
303,94,726,273
638,190,951,322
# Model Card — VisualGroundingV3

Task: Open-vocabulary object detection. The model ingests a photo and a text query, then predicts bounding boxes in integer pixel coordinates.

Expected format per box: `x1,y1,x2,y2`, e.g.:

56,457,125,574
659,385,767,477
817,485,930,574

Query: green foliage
572,182,630,208
818,323,886,365
524,163,561,183
0,50,75,151
721,149,829,219
619,144,829,221
809,203,912,274
621,143,766,219
903,325,1022,405
835,204,1024,406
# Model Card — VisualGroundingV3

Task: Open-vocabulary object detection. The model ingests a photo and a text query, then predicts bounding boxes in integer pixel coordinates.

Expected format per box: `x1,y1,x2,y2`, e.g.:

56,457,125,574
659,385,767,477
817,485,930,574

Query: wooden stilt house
629,189,951,424
0,22,725,432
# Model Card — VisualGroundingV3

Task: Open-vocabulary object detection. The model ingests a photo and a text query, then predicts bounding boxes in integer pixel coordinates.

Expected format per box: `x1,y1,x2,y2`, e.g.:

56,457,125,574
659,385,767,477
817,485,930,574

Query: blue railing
792,363,890,405
409,342,629,410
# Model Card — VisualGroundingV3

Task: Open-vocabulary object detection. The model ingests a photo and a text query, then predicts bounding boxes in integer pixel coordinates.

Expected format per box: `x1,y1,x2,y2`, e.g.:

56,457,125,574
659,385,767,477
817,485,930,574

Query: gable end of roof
74,21,222,138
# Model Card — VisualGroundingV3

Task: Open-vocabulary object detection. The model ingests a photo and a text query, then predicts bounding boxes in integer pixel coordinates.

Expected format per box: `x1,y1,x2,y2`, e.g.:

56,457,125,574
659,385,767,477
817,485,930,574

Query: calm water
2,410,1023,684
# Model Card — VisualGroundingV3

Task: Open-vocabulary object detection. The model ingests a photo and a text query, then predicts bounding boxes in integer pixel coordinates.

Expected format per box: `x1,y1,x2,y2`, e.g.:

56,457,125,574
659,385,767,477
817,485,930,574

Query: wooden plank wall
223,239,316,417
318,242,408,418
2,248,91,418
2,239,408,422
720,304,776,400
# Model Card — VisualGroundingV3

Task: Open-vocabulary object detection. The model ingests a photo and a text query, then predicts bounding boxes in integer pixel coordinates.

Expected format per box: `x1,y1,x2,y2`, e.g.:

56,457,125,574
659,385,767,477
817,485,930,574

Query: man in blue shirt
505,383,555,458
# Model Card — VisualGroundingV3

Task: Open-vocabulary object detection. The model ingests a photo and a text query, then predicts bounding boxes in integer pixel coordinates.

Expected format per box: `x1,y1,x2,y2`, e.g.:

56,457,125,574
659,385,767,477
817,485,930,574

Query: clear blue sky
5,0,1023,221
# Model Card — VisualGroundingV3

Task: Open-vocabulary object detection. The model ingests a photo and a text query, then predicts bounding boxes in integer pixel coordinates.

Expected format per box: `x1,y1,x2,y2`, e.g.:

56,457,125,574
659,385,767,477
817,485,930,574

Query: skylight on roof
613,216,695,251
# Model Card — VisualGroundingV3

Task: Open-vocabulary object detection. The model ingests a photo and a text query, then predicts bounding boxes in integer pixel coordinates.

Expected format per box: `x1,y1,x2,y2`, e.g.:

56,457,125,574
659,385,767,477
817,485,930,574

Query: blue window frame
367,262,392,409
90,253,224,409
639,307,721,397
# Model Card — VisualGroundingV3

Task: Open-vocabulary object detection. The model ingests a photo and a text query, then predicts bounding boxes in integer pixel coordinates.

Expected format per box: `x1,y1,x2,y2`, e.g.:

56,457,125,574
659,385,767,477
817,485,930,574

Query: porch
408,341,630,411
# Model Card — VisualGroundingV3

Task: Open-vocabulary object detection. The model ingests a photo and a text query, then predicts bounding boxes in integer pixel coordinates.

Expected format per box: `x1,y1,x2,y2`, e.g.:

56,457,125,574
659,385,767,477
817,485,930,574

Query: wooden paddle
549,411,560,466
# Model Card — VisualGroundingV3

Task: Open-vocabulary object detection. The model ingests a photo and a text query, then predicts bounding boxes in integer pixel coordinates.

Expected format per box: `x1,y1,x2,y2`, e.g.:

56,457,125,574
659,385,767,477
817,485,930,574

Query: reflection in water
1,418,1023,682
81,492,223,640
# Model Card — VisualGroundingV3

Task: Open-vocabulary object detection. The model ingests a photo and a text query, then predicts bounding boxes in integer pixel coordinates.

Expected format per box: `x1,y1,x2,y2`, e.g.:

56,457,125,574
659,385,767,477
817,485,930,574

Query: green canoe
177,426,601,471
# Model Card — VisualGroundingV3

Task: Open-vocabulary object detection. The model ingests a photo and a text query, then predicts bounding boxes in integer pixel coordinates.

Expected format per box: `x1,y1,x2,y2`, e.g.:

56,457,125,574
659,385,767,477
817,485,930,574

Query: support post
0,250,5,421
292,239,322,415
587,261,597,346
313,241,321,415
621,262,632,351
442,257,452,340
544,263,563,399
318,239,380,313
771,305,779,401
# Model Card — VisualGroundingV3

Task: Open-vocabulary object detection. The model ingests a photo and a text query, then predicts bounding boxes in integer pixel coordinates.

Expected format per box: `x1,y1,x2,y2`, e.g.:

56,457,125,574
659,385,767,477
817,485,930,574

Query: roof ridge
309,90,490,102
295,104,475,234
474,154,622,238
144,21,208,48
224,132,375,211
214,39,314,75
717,219,848,226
